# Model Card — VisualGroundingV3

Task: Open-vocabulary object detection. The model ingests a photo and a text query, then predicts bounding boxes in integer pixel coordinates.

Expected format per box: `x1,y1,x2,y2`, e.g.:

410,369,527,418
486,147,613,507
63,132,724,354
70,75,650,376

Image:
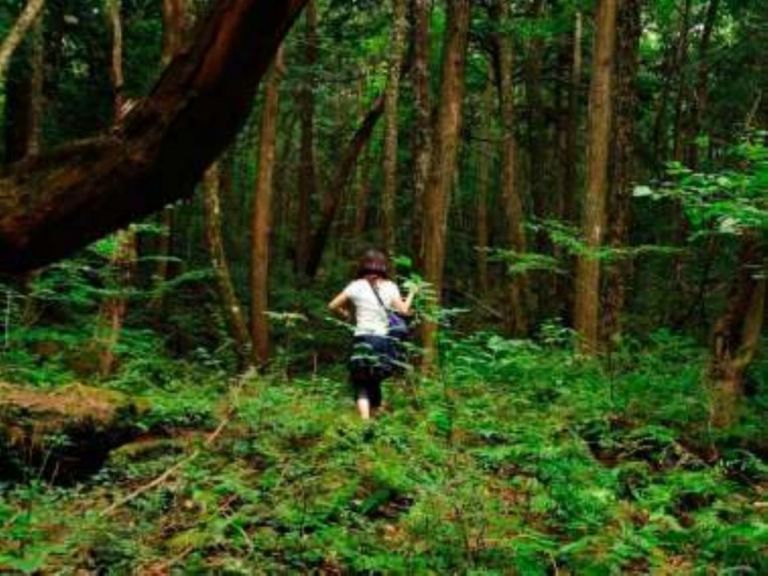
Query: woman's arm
390,285,418,315
328,291,352,320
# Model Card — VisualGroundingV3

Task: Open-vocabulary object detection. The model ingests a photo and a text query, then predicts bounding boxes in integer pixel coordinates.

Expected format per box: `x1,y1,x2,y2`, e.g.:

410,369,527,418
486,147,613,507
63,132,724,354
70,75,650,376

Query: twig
99,369,252,517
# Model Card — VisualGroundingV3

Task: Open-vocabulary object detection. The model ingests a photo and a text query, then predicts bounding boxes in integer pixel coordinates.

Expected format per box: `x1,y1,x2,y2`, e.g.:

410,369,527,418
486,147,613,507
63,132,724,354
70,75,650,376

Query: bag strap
366,278,389,313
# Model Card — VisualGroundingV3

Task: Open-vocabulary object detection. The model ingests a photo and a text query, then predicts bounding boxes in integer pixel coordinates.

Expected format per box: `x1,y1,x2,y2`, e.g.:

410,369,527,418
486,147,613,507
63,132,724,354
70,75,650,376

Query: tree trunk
26,15,44,157
305,97,385,277
709,236,765,428
3,2,45,163
525,0,547,233
251,46,284,366
203,164,252,368
602,0,642,344
493,0,528,336
381,0,408,257
671,0,693,163
552,11,583,324
411,0,431,266
475,69,494,297
94,0,137,378
353,142,374,239
94,228,136,377
563,11,582,225
573,0,618,354
652,0,691,167
0,383,145,484
0,0,309,274
150,0,189,309
685,0,719,169
0,0,46,83
421,0,471,371
162,0,187,65
294,0,318,276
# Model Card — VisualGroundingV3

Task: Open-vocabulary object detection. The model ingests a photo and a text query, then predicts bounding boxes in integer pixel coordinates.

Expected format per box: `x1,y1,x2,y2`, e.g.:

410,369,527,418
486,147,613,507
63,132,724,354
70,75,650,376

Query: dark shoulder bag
367,280,410,341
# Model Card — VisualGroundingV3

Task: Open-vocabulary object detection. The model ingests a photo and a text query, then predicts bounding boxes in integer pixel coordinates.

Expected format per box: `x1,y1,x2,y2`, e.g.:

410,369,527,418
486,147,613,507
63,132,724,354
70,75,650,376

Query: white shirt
343,278,402,336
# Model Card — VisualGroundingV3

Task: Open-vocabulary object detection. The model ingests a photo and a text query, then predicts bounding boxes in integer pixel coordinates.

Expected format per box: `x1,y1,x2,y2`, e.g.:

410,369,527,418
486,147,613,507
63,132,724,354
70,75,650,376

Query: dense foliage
1,331,766,573
0,0,766,572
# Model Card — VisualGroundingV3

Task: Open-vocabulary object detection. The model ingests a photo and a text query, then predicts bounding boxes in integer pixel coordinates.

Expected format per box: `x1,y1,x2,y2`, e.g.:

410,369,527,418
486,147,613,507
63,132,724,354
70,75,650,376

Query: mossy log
0,383,148,483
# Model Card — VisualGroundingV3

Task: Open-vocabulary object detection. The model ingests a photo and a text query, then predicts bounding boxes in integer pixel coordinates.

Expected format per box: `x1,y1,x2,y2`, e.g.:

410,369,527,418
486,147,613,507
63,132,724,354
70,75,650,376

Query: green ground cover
1,331,766,574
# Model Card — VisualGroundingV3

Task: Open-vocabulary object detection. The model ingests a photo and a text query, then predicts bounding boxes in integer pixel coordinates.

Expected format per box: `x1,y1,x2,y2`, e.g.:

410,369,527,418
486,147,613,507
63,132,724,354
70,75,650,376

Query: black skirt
348,334,401,381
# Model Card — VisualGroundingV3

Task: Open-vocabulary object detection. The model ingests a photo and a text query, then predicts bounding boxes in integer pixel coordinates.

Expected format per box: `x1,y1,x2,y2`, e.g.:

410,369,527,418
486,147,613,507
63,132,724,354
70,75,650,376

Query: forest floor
1,332,767,574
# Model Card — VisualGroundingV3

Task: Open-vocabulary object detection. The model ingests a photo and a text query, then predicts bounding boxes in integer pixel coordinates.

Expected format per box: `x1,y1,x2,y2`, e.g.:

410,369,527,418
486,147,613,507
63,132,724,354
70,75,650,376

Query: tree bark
685,0,720,169
563,11,582,225
305,96,385,277
553,10,583,321
203,164,252,368
251,46,284,366
671,0,693,163
0,0,46,83
525,0,547,234
0,0,308,274
162,0,188,65
411,0,431,266
709,236,765,428
150,0,189,309
493,0,528,336
94,0,137,378
381,0,408,257
3,2,45,163
573,0,618,354
650,0,691,168
353,141,374,239
475,68,494,297
421,0,471,371
94,228,136,377
26,15,44,157
294,0,318,276
602,0,642,344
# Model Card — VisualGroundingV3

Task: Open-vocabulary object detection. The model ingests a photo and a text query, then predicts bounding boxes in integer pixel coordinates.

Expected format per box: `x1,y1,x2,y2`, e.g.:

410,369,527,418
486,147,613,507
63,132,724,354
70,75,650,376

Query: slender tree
0,0,45,83
151,0,189,308
651,0,691,167
563,11,583,225
709,236,766,428
411,0,431,265
294,0,318,276
26,15,43,157
475,69,494,297
251,46,284,365
553,10,583,319
381,0,408,256
525,0,547,234
573,0,618,353
603,0,642,343
305,97,386,277
95,0,137,377
670,0,693,163
353,142,374,239
493,0,528,336
421,0,471,370
685,0,720,168
203,163,252,368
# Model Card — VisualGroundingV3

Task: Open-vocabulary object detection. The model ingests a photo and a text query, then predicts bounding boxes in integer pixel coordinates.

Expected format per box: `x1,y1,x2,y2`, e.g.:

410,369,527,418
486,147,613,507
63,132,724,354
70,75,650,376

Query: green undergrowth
1,332,766,574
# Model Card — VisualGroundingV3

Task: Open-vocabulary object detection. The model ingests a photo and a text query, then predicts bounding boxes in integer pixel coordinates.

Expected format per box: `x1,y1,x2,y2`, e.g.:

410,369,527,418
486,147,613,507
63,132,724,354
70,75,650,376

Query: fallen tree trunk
0,382,146,483
0,0,308,274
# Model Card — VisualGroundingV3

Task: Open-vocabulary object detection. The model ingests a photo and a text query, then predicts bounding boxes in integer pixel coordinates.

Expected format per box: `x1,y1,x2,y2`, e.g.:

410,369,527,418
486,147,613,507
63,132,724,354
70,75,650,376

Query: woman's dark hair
356,249,389,279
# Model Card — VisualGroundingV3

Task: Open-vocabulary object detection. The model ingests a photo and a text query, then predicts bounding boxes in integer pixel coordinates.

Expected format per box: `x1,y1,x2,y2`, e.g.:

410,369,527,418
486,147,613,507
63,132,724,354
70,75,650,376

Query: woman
328,249,417,419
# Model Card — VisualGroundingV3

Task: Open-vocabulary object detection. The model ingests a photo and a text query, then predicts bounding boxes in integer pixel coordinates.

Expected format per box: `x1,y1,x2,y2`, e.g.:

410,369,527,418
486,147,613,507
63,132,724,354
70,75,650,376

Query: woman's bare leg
356,393,371,420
